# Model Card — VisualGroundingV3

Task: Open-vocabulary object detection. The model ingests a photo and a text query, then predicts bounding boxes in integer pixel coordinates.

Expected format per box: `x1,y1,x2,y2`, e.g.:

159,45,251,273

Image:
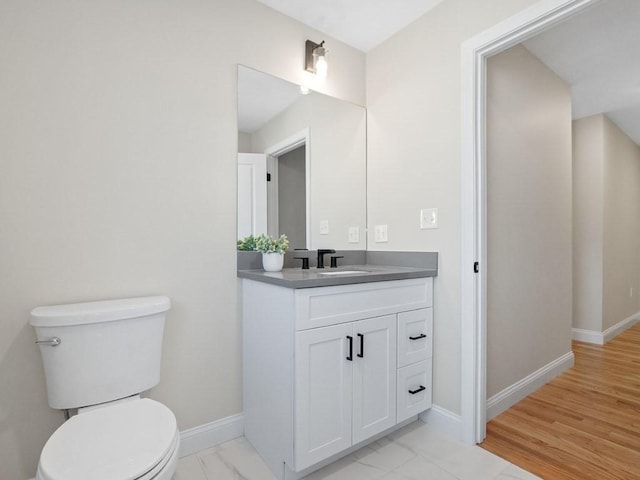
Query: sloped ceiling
524,0,640,145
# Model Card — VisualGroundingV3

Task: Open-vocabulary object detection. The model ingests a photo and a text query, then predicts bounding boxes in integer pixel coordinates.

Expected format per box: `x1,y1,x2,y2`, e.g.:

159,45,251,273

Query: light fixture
305,40,328,80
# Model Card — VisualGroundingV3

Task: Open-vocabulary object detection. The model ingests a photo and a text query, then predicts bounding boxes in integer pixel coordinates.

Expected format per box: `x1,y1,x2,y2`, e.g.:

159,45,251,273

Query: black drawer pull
357,333,364,358
409,333,427,340
408,385,426,395
346,336,353,361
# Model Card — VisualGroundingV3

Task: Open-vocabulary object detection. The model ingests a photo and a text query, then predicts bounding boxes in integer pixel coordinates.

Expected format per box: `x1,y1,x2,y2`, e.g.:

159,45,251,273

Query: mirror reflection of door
237,153,267,240
273,145,306,250
237,145,307,250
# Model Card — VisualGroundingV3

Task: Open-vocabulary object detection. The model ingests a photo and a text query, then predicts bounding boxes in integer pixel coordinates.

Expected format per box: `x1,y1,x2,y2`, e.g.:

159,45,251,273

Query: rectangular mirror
237,65,367,251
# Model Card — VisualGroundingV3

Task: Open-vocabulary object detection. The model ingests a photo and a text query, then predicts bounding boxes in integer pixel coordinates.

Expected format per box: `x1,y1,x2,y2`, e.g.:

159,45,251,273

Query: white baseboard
419,404,462,441
573,311,640,345
179,407,462,461
179,413,244,458
572,328,604,345
486,351,574,421
603,312,639,343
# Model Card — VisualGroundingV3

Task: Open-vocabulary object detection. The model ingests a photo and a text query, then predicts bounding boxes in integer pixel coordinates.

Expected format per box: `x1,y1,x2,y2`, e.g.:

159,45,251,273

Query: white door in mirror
238,153,268,239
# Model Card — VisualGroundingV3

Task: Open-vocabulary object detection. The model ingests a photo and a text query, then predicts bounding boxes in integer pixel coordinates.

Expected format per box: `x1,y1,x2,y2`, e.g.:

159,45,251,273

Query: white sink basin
317,270,369,276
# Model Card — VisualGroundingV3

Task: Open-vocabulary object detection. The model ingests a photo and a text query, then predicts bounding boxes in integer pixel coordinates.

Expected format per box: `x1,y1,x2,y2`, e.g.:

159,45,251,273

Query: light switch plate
420,208,438,229
319,220,329,235
374,224,388,242
348,226,360,243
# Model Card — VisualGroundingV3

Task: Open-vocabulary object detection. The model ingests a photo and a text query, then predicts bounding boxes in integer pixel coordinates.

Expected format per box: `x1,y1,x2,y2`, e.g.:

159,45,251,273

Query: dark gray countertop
237,264,437,289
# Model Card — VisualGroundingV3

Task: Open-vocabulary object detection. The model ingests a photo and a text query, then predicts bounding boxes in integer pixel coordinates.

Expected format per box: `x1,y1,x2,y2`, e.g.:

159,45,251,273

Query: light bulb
314,55,328,80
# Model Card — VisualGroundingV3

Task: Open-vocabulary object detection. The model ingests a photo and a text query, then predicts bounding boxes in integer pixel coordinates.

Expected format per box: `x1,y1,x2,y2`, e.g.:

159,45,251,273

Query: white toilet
30,296,180,480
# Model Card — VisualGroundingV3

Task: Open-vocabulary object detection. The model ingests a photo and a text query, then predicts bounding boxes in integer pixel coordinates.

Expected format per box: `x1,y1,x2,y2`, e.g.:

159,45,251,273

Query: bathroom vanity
239,262,436,480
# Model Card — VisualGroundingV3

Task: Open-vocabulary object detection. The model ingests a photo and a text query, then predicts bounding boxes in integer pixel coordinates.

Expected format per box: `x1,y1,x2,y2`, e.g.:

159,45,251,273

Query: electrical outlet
374,224,388,242
348,226,360,243
319,220,329,235
420,208,438,229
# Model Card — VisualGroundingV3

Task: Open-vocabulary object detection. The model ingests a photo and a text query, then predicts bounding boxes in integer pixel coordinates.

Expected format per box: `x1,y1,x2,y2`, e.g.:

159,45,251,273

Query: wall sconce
305,40,328,80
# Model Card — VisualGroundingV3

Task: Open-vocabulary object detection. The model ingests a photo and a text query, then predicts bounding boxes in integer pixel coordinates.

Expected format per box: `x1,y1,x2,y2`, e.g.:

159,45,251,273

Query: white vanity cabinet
242,277,433,480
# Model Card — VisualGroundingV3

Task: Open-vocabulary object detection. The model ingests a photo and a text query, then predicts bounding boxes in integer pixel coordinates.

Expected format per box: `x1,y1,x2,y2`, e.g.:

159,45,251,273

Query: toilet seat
37,398,179,480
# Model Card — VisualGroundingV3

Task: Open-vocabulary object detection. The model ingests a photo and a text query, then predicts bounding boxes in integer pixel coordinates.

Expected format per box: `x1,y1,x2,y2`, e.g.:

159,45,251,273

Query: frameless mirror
237,65,366,251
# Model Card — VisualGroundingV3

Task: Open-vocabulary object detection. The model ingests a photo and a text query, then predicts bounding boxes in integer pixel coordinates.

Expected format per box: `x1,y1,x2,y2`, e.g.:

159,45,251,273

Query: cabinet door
295,323,353,470
352,315,397,445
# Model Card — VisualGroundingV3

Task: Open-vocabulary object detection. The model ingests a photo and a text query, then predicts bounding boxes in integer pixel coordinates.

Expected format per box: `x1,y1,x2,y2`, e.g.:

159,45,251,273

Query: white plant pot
262,252,284,272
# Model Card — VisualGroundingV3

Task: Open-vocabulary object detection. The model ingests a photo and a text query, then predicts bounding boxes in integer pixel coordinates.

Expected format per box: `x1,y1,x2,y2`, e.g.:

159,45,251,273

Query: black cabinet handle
409,333,427,340
357,333,364,358
409,385,426,395
346,336,353,361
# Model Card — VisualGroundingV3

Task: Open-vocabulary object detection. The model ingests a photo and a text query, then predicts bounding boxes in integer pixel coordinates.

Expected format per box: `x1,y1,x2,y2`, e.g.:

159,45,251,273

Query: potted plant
237,235,258,252
238,234,289,272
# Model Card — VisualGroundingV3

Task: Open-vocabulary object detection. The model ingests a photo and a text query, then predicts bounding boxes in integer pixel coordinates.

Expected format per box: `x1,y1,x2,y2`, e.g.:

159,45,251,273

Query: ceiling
255,0,444,52
523,0,640,145
252,0,640,145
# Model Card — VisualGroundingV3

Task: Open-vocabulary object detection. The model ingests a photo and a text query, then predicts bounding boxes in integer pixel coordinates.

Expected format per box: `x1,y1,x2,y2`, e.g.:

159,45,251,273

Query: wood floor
481,323,640,479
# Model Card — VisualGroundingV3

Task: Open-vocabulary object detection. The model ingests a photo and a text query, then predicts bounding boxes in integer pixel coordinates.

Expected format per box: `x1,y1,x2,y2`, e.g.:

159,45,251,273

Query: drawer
295,278,432,331
397,359,432,423
397,308,432,368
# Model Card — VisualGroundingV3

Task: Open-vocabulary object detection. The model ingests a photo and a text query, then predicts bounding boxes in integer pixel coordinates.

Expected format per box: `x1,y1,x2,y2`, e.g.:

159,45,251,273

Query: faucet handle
294,256,310,270
330,256,344,268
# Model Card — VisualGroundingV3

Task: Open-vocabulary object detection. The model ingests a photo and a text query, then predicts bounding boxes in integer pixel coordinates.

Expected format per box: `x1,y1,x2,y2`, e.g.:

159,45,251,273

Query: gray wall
486,45,573,399
238,132,252,153
574,114,640,334
278,146,307,250
0,1,365,478
602,116,640,330
573,115,605,332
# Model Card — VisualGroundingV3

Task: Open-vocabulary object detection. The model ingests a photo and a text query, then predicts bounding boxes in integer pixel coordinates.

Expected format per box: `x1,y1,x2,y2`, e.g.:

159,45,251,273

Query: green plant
237,235,257,251
254,234,289,254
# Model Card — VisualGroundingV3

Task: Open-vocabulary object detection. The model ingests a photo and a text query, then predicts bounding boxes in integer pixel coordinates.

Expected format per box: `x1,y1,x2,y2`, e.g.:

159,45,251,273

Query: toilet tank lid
30,296,171,327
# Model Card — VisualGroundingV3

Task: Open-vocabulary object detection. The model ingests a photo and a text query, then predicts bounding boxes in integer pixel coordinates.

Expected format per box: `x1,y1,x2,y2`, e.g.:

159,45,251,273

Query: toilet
30,296,180,480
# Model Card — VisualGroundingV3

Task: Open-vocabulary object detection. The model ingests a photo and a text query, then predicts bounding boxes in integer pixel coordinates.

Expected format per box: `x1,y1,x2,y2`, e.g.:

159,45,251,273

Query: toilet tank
30,296,171,410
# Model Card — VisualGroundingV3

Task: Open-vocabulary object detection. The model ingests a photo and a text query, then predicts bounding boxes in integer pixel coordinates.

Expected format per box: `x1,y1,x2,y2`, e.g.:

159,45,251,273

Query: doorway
265,128,311,250
269,145,307,250
460,0,601,444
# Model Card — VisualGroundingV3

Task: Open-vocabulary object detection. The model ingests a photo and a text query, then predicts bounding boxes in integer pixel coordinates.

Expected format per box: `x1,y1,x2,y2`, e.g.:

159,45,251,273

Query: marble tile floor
174,420,540,480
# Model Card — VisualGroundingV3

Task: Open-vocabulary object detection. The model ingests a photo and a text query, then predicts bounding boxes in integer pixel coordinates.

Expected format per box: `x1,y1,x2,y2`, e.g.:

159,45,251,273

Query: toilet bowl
30,296,179,480
36,398,179,480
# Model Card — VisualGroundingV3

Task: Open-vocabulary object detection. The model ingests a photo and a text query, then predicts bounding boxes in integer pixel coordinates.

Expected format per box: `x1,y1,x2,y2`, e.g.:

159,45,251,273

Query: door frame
460,0,601,444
